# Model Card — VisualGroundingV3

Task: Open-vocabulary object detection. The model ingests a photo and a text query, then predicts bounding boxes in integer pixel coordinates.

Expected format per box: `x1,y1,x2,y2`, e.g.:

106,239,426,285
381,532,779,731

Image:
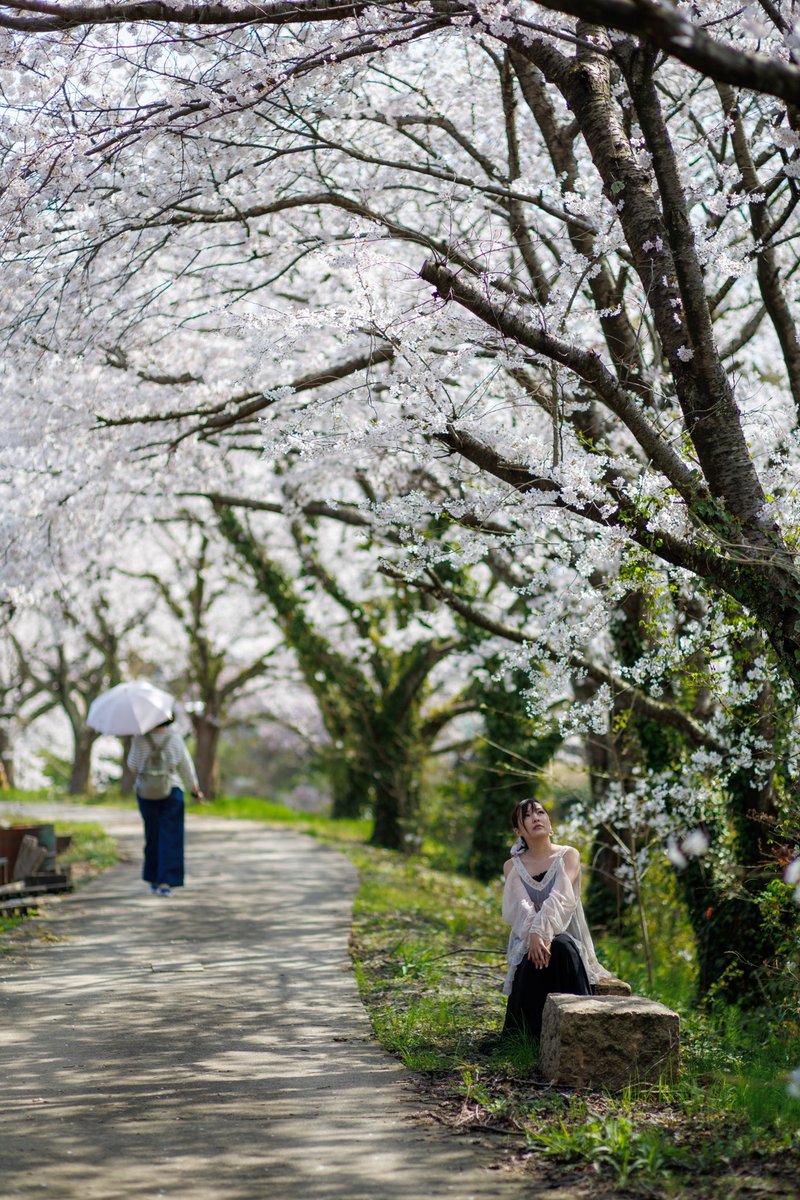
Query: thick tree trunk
192,714,221,798
329,756,370,820
470,776,527,883
369,732,421,851
469,714,561,884
68,731,97,795
369,771,408,852
678,668,784,1004
581,726,626,929
0,725,15,788
676,854,782,1004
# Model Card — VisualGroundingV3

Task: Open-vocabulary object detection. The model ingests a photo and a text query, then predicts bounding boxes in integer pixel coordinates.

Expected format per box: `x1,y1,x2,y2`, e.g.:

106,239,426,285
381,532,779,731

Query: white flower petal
785,858,800,885
666,837,688,869
682,830,710,858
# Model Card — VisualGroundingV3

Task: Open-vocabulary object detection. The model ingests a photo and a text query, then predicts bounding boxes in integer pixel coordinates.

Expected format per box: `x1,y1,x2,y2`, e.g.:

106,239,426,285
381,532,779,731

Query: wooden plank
22,881,74,895
0,898,40,915
24,872,72,888
13,835,47,881
0,881,27,898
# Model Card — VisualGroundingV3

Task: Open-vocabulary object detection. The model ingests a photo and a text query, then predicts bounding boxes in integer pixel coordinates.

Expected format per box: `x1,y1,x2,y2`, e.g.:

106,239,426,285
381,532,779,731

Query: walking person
501,798,611,1040
127,716,204,896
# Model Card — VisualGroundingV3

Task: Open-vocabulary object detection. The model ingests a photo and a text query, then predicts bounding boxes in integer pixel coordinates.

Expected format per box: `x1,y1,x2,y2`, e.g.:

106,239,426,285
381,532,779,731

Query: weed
526,1104,688,1187
395,942,438,980
487,1029,539,1074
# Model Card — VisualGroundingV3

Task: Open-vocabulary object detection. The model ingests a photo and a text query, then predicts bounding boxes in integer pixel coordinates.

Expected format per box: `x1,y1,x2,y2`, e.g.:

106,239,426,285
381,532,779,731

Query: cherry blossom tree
122,515,283,796
3,1,800,994
12,589,147,792
214,496,477,847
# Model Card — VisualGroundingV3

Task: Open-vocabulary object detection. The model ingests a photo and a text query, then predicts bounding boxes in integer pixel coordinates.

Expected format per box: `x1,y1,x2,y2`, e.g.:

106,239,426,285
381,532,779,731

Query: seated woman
502,798,612,1041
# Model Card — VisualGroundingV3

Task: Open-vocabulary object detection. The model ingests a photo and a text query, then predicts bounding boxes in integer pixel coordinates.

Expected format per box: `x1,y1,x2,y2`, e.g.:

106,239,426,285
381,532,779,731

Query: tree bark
69,731,97,795
0,725,15,789
192,713,221,798
119,736,136,795
328,755,370,820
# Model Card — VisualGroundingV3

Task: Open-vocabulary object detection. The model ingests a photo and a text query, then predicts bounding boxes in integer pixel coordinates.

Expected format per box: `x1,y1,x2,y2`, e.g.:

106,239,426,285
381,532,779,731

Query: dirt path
0,803,526,1200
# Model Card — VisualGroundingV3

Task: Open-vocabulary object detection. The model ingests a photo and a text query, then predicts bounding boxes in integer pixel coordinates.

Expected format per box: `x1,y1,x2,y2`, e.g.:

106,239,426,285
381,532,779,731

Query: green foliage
416,761,478,871
755,877,800,963
347,843,507,1065
678,1002,800,1136
595,859,697,1010
484,1028,538,1075
195,794,372,843
36,752,73,791
371,994,471,1070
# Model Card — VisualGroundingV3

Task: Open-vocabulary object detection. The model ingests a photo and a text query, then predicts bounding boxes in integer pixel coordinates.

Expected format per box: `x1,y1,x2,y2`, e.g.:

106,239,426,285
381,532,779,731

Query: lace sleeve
502,869,533,934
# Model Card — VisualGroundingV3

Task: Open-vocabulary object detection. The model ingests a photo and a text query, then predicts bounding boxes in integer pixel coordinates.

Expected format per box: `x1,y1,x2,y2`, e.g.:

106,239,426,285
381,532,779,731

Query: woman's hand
528,931,551,969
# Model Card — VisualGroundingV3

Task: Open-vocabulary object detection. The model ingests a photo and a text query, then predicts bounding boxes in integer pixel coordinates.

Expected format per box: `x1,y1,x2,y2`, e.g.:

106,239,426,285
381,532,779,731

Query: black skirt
503,933,592,1040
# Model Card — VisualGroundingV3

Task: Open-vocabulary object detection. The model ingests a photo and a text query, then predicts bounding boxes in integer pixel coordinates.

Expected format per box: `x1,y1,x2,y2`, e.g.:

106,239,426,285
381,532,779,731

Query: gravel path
0,803,525,1200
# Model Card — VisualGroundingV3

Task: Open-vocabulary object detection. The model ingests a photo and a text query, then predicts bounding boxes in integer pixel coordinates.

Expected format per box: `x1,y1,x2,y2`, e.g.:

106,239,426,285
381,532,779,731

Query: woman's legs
155,789,184,887
503,934,592,1040
137,790,185,889
137,795,161,887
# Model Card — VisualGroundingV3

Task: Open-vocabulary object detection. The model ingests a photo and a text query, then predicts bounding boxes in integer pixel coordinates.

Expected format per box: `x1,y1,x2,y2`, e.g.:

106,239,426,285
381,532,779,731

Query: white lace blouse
501,845,612,994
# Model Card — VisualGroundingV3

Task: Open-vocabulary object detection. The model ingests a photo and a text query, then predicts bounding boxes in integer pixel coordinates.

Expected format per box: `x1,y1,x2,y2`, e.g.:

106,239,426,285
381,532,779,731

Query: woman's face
517,801,552,841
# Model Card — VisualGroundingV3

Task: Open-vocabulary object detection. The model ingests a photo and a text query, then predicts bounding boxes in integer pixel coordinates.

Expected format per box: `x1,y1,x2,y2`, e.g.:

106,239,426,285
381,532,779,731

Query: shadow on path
0,804,524,1200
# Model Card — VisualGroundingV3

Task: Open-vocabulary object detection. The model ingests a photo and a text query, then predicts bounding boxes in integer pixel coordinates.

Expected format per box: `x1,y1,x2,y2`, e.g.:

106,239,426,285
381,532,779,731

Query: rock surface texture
539,993,680,1090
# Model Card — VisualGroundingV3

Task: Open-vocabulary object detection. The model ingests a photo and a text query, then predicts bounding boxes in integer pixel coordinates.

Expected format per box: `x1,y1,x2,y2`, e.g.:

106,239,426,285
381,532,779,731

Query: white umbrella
87,681,174,736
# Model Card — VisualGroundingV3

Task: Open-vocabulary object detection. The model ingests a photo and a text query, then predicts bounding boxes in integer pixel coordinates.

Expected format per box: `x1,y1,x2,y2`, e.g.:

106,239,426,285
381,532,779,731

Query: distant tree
215,501,473,847
15,593,145,793
122,518,280,797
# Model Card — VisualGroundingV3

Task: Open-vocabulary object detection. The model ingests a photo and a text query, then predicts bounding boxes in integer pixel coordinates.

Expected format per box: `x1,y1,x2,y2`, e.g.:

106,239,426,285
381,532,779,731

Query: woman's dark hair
511,797,536,831
510,798,551,849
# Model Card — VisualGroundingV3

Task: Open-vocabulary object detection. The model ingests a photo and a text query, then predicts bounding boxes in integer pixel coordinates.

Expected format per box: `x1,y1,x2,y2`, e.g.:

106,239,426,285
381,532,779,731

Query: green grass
56,820,119,873
193,793,371,843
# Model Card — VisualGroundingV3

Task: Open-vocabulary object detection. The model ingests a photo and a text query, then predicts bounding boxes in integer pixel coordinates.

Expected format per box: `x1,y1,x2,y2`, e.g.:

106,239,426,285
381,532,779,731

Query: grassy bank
3,789,799,1196
344,841,800,1198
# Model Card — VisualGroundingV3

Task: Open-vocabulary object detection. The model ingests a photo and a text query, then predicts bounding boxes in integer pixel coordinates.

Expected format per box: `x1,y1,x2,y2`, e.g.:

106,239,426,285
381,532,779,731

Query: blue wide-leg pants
137,789,185,888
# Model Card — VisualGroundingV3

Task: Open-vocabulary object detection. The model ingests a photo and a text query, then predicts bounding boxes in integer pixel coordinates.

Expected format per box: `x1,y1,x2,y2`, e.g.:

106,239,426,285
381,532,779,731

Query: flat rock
539,993,680,1090
593,976,631,996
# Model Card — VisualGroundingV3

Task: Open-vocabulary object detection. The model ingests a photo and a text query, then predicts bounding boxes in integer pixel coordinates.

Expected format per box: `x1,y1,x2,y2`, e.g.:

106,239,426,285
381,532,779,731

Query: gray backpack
137,734,173,800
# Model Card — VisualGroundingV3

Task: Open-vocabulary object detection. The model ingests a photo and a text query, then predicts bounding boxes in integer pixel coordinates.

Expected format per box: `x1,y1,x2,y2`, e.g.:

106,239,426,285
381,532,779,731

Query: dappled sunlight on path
0,804,523,1200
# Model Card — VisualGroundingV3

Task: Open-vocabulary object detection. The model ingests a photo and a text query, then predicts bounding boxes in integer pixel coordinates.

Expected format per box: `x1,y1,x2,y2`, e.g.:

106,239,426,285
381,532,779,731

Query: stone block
593,976,632,996
539,993,680,1090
